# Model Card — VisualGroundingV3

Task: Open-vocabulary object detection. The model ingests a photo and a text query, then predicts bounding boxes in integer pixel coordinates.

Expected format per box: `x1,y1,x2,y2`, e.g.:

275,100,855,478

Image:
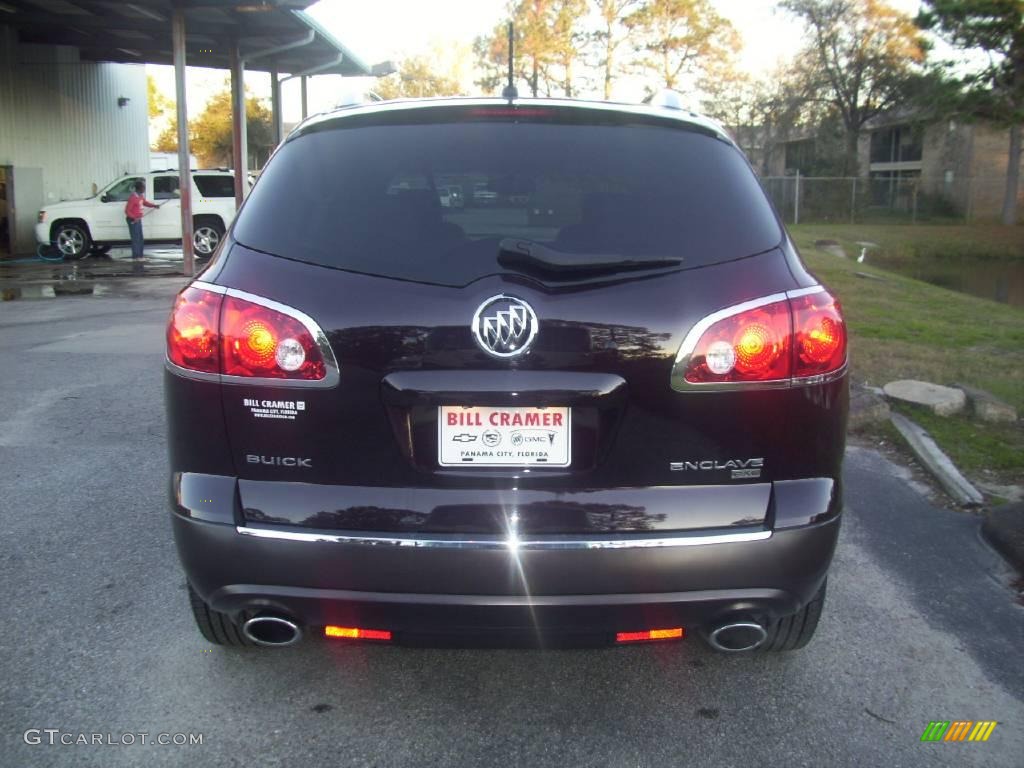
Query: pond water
867,255,1024,308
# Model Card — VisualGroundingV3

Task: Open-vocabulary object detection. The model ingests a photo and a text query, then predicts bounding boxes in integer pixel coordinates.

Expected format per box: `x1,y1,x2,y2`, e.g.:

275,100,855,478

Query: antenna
501,21,518,101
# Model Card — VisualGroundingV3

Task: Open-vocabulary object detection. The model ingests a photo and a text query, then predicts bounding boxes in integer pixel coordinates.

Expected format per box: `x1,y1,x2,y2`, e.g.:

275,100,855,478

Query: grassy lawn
791,223,1023,262
789,224,1024,486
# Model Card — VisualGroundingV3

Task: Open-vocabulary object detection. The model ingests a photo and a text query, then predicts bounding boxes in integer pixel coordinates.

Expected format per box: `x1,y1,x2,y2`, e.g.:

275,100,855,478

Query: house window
870,125,923,164
869,169,920,210
783,139,815,174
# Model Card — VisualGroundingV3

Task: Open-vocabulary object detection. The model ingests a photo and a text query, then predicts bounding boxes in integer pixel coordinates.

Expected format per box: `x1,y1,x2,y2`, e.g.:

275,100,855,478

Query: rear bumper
172,511,841,635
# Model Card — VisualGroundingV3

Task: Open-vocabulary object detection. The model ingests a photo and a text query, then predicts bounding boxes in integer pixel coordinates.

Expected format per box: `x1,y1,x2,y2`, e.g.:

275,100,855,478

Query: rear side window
154,175,180,200
234,117,781,286
194,175,235,198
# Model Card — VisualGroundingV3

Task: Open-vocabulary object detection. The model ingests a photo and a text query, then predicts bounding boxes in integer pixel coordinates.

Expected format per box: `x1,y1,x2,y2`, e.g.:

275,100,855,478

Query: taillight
791,293,846,377
221,295,326,380
167,286,222,374
671,287,846,391
166,282,335,384
683,298,791,384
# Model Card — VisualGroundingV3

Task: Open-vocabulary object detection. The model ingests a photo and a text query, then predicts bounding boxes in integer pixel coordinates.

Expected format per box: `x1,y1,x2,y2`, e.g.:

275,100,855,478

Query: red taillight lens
167,286,222,374
220,296,323,380
683,299,791,384
167,285,330,381
220,295,326,380
675,288,846,389
616,628,685,643
324,626,392,641
792,293,846,378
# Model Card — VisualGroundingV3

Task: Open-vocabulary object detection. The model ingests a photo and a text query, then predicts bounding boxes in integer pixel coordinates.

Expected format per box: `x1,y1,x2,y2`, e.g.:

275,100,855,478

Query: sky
148,0,927,131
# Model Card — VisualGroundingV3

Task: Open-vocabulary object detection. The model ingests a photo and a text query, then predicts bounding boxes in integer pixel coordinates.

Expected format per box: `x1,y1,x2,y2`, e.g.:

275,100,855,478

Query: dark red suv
165,97,847,652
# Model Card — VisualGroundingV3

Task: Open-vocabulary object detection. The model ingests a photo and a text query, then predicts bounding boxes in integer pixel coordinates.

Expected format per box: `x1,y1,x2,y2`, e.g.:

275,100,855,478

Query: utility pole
172,4,193,277
793,170,801,226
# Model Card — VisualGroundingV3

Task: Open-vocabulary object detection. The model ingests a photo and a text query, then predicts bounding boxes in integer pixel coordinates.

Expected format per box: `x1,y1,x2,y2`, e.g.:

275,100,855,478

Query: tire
187,584,253,646
761,579,827,652
52,221,90,260
193,217,225,258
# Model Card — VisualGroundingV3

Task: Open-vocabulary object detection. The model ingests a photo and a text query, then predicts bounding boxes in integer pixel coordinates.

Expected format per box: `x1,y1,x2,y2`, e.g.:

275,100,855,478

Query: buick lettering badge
472,295,538,358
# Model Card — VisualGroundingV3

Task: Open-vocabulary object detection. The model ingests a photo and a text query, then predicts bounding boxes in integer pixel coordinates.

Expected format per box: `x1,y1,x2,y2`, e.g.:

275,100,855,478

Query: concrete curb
982,503,1024,575
889,412,984,507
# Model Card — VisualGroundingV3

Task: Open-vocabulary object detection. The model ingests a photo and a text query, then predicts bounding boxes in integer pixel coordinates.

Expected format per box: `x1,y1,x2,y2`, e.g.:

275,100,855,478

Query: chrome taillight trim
670,285,844,392
165,280,340,389
236,525,772,550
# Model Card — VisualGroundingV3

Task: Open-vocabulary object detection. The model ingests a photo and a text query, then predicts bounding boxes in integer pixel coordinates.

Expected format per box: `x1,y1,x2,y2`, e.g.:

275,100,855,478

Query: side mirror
100,194,110,203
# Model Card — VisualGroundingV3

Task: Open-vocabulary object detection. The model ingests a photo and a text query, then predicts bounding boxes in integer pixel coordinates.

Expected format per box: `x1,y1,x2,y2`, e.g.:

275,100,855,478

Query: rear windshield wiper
498,238,682,274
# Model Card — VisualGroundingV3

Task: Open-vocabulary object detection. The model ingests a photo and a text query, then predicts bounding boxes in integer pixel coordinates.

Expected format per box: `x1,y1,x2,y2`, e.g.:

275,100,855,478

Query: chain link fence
759,175,1014,225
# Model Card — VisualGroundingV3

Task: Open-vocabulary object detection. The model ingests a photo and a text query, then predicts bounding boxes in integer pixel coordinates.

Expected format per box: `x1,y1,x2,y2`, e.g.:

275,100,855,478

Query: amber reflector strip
324,626,392,641
615,628,685,643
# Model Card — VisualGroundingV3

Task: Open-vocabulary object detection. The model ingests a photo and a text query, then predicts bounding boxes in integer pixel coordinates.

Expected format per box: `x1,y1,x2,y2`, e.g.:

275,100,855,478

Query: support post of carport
300,75,308,120
172,4,193,277
230,41,248,210
270,67,282,147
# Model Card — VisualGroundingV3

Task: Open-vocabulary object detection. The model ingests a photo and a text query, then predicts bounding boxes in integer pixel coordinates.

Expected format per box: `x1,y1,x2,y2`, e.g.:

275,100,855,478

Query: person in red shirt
124,181,160,259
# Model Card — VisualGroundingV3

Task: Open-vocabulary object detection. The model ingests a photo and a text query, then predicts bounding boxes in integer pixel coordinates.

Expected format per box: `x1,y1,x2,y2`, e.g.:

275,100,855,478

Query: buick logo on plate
472,295,538,358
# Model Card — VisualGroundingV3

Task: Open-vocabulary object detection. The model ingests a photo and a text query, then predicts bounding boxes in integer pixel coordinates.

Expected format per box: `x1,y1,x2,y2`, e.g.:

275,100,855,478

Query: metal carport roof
0,0,376,275
0,0,371,76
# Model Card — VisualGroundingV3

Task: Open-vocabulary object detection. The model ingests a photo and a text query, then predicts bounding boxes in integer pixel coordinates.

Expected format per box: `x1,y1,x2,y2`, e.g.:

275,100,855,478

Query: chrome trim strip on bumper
236,525,772,550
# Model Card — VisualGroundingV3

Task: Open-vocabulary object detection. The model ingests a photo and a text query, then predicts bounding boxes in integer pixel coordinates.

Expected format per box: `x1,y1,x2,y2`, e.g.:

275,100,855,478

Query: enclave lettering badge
670,458,764,480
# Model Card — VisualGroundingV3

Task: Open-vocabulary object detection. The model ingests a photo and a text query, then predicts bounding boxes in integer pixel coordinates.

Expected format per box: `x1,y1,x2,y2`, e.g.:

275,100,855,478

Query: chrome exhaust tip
707,621,768,653
242,615,303,647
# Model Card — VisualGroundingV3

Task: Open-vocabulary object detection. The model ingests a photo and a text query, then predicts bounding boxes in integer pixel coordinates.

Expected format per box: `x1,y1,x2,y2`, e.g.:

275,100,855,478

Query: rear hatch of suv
186,102,846,537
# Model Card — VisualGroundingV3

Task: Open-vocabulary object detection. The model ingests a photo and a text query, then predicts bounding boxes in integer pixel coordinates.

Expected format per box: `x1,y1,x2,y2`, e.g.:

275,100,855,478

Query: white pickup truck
36,169,238,259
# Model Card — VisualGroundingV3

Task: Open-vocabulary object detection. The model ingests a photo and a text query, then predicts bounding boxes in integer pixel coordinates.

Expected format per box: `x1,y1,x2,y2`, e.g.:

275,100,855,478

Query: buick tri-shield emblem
472,295,538,358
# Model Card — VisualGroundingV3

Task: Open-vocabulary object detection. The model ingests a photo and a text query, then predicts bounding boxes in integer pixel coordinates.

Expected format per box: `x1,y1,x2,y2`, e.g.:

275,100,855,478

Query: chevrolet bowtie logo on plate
472,295,538,358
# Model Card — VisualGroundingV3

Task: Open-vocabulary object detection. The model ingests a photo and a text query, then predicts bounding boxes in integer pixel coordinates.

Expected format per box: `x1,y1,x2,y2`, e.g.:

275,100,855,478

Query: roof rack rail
335,88,368,109
646,88,691,113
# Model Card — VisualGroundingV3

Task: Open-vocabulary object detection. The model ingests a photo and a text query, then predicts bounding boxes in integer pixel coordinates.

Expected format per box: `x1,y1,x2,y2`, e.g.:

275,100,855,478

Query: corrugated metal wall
0,25,148,206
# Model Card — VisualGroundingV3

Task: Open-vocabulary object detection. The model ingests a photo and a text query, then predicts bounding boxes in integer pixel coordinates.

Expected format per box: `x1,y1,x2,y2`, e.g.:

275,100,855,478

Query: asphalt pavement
0,277,1022,768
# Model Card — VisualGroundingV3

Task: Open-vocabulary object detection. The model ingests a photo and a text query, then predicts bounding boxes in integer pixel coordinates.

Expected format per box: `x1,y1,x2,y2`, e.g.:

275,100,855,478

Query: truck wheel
761,580,826,652
53,222,90,260
187,585,252,646
193,217,224,257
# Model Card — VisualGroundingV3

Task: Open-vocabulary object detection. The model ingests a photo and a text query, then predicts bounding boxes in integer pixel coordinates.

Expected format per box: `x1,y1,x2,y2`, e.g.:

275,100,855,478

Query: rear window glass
234,117,781,286
194,175,235,198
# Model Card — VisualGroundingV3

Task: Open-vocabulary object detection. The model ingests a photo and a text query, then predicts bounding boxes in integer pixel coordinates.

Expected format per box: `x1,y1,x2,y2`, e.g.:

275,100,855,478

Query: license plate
438,406,571,467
